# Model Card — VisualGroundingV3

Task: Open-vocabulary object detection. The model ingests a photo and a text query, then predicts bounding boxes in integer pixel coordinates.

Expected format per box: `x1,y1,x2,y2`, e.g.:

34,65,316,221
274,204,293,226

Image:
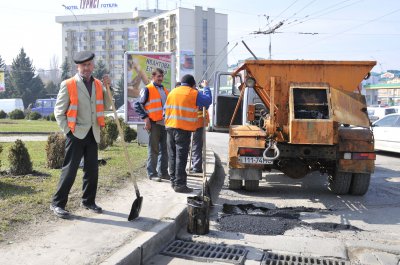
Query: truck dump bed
233,60,376,143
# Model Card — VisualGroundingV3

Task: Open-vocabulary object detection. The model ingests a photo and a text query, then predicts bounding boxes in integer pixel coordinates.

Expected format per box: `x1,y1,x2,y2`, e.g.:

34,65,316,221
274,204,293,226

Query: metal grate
261,251,350,265
162,240,248,265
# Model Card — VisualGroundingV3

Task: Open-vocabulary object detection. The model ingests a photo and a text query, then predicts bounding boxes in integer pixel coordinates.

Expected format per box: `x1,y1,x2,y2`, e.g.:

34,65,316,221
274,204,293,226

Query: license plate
238,156,273,165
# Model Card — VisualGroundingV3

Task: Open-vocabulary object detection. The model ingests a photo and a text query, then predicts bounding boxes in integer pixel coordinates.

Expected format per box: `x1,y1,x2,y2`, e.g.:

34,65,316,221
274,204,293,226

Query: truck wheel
328,171,352,195
244,180,259,191
349,173,371,195
228,179,242,190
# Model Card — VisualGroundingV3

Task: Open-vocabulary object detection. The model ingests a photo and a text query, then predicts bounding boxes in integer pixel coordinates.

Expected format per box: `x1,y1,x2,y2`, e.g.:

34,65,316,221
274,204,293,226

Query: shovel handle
105,84,140,194
202,106,207,199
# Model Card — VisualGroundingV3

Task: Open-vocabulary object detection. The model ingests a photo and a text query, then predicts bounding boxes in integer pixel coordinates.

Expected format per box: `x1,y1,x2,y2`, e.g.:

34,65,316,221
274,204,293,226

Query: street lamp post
62,4,82,52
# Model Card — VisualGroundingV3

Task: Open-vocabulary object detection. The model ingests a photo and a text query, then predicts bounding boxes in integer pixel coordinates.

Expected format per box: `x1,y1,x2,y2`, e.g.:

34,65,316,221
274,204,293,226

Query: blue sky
0,0,399,73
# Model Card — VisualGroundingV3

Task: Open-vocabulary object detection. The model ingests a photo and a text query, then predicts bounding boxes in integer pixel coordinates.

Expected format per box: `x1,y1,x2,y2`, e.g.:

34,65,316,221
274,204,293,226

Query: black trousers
52,129,98,208
166,128,191,187
191,127,204,171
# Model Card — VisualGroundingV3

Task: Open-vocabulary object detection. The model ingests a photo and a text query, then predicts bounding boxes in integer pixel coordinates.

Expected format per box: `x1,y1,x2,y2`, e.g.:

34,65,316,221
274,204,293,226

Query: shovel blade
128,196,143,221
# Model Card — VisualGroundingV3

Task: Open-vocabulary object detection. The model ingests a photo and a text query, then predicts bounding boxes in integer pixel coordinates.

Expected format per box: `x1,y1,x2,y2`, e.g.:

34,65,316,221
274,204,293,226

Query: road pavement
149,132,400,265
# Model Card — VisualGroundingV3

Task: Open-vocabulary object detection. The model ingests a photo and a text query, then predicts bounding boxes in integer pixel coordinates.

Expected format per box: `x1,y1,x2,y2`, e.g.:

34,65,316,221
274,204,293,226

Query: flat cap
73,51,95,64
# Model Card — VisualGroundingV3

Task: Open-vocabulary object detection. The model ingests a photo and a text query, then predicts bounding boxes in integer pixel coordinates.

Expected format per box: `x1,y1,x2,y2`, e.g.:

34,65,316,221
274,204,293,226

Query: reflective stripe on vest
65,77,105,133
144,83,169,121
165,86,198,131
196,109,210,128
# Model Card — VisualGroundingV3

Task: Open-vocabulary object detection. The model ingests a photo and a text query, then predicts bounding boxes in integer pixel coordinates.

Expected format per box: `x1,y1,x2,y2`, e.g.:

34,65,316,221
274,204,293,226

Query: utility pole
252,16,284,59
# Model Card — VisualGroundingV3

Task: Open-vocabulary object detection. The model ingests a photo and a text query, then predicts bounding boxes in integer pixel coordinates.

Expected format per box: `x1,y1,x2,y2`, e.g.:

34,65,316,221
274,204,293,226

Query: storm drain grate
261,251,350,265
162,240,248,265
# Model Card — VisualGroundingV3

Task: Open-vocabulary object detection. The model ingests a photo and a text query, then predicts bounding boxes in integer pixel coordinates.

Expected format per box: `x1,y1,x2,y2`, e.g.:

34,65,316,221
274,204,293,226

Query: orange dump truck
221,60,376,195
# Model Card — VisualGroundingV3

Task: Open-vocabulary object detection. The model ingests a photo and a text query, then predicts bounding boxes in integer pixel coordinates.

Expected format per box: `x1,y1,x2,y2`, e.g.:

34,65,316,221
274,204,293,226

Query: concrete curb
100,150,217,265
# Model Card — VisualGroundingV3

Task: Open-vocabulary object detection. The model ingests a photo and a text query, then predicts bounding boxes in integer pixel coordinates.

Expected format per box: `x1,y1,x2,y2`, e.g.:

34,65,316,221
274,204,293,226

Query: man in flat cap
50,51,113,218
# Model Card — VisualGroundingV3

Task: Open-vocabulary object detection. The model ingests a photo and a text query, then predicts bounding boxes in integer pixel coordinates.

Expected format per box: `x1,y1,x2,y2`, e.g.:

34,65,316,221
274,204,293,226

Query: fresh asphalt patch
217,204,362,235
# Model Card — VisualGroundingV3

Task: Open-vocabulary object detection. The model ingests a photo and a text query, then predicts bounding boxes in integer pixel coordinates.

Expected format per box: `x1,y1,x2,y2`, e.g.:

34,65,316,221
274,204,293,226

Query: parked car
31,98,57,117
372,113,400,153
0,98,24,113
368,107,397,122
105,104,125,121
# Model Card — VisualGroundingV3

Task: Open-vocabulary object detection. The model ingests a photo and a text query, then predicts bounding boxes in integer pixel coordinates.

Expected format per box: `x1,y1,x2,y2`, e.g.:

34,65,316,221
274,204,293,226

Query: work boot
50,204,70,219
160,175,170,180
81,203,103,213
174,185,193,193
150,176,161,182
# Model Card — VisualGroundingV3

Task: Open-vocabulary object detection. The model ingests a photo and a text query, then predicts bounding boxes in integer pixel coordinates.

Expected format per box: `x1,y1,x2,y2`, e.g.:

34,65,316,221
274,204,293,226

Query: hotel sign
63,0,118,10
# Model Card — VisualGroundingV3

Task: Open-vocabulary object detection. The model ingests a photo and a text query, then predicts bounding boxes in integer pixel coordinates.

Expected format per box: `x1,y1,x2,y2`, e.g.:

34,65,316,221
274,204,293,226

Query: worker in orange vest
51,51,113,219
190,90,210,173
165,75,212,193
134,68,169,182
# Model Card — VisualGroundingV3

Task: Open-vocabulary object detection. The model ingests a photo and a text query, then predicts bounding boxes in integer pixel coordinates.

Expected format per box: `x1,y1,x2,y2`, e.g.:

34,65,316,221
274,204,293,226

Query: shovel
105,84,143,221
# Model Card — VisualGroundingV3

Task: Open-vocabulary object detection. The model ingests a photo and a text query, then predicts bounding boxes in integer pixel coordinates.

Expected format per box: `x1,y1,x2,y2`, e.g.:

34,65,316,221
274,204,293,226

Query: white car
367,107,397,122
105,104,125,121
372,113,400,153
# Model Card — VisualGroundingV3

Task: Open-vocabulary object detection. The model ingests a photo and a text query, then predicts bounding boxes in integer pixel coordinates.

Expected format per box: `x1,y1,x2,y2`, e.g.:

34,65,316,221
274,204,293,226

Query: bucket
187,196,210,235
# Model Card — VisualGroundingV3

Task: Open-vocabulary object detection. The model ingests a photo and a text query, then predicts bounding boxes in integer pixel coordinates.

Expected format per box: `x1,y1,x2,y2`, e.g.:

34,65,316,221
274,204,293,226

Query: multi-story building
55,9,164,82
56,6,228,85
138,7,228,83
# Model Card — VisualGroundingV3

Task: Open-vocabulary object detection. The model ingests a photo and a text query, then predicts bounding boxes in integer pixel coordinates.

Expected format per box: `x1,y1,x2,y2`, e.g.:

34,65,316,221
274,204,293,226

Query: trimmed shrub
45,133,66,169
105,117,118,143
99,128,109,150
8,139,33,175
9,109,25,119
49,113,56,121
0,144,3,169
98,117,118,150
0,110,6,119
124,124,137,143
29,111,42,120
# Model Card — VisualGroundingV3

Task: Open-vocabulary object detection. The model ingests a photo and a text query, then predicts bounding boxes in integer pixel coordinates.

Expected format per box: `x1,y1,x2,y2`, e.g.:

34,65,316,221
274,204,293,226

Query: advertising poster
180,50,194,77
124,52,175,124
0,69,5,92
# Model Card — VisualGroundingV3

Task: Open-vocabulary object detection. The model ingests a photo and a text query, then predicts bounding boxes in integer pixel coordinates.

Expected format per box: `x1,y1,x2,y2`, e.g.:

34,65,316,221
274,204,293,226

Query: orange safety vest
196,108,210,129
165,86,199,131
144,83,169,122
65,77,105,133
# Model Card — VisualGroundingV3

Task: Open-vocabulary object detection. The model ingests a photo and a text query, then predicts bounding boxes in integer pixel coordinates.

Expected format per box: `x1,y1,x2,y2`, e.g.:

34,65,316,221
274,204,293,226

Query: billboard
180,50,194,77
0,69,5,92
124,52,175,124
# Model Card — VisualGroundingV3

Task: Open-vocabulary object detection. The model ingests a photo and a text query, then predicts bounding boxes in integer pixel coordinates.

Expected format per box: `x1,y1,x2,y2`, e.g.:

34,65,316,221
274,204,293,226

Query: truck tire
328,171,352,195
228,179,242,190
349,173,371,195
244,180,259,191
